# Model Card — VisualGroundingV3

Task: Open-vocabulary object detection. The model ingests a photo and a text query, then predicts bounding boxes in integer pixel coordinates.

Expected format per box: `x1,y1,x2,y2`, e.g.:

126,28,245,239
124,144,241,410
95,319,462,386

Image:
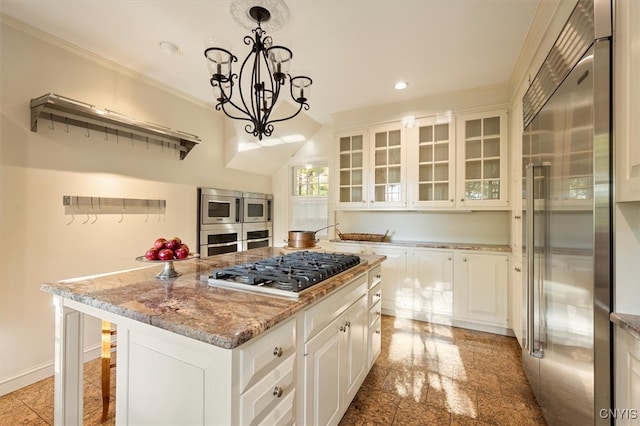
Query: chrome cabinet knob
374,292,381,298
515,267,521,272
273,346,283,357
375,330,381,335
273,386,283,398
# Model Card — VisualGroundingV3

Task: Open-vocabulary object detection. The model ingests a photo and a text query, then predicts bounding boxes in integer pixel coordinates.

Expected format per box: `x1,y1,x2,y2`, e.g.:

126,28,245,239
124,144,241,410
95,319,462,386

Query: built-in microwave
199,188,242,225
242,192,272,223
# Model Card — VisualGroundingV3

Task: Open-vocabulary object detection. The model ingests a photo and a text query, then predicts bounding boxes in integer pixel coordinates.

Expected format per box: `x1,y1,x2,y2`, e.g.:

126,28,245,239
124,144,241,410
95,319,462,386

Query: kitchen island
41,247,385,425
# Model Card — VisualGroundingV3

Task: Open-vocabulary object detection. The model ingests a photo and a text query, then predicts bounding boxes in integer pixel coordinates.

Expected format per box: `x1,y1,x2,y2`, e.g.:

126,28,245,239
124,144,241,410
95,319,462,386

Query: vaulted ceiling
1,0,540,126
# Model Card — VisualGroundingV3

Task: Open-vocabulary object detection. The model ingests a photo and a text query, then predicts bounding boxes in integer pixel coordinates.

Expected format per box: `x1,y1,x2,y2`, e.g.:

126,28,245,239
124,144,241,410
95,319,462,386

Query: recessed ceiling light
159,41,180,54
394,81,409,90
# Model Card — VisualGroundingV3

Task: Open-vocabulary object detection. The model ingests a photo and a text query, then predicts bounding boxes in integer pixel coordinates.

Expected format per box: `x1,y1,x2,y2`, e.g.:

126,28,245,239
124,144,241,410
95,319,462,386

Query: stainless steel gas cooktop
207,251,361,298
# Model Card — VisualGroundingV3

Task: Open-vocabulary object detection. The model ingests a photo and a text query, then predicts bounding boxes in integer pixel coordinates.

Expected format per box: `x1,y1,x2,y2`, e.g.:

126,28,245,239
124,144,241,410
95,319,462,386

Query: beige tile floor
0,315,545,425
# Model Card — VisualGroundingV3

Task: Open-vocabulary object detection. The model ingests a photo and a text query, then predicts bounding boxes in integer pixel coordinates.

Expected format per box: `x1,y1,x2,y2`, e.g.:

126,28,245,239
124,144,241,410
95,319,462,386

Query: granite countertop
41,247,385,350
330,238,512,252
611,312,640,341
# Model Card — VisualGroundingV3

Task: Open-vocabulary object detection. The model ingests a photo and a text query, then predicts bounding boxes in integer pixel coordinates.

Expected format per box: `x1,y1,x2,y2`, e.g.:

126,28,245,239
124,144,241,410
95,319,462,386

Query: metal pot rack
63,195,166,224
30,93,201,160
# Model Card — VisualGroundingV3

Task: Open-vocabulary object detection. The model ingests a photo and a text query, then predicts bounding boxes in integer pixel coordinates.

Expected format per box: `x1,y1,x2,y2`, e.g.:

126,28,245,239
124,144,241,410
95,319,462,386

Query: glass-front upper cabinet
336,130,368,208
408,116,455,209
369,123,407,208
456,109,509,209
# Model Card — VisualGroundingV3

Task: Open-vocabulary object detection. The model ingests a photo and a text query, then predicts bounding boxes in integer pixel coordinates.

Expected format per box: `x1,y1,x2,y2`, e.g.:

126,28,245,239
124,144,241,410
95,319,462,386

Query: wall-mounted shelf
31,93,201,160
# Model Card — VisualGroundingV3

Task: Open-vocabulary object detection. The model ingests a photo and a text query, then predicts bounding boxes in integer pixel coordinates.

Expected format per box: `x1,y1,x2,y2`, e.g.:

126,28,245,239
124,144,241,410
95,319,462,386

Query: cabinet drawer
369,265,382,289
304,273,367,341
256,390,295,426
240,354,295,425
239,317,296,393
368,280,381,308
369,300,382,327
368,317,382,367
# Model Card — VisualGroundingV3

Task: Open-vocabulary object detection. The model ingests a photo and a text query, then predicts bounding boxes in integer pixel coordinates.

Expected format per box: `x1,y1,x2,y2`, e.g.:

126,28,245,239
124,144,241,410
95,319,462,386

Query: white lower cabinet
405,248,454,322
331,243,511,335
453,251,509,331
614,326,640,425
303,273,369,426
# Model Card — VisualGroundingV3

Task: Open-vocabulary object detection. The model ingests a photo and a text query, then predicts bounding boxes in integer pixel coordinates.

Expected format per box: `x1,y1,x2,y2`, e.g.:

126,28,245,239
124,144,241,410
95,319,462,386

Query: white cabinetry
456,109,509,209
332,243,511,335
406,248,454,323
407,117,456,209
303,273,368,426
369,123,407,208
453,251,509,331
335,124,406,210
336,130,368,208
614,326,640,425
367,266,382,367
237,317,297,426
119,314,296,426
332,244,407,314
614,0,640,201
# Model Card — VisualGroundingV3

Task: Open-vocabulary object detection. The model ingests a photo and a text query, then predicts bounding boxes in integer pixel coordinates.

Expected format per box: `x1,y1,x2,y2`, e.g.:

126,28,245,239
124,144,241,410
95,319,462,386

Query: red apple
157,248,174,260
154,238,167,250
170,236,182,246
165,238,181,250
175,245,189,259
144,248,159,261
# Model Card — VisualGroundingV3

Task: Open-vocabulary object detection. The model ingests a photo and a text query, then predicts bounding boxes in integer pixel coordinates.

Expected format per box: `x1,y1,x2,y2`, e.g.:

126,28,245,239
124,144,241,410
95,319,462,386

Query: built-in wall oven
242,192,272,223
198,188,273,256
198,188,243,256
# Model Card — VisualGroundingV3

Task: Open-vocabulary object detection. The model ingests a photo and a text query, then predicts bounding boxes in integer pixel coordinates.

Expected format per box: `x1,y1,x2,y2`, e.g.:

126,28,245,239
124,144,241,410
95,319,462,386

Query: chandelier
204,5,312,141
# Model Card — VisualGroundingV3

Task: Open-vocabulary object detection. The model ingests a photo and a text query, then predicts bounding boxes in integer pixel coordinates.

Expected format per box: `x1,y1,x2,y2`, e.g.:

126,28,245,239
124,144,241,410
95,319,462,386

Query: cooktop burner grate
208,251,361,297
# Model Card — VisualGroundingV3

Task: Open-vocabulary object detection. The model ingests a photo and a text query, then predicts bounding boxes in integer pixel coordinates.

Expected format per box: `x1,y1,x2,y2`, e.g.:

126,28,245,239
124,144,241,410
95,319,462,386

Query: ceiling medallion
204,0,312,140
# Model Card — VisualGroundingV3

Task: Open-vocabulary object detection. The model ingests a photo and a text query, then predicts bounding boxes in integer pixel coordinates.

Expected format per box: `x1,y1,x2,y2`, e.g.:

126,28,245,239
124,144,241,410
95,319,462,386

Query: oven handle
246,238,270,243
203,241,240,248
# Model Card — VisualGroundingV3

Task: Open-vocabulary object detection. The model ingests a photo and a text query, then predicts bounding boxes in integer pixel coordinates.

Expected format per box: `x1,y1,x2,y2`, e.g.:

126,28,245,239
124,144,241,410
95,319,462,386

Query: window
294,166,329,196
291,165,330,236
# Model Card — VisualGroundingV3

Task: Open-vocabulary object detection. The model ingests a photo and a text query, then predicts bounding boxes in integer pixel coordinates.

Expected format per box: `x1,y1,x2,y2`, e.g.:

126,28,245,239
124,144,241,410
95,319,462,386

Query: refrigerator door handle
525,162,547,359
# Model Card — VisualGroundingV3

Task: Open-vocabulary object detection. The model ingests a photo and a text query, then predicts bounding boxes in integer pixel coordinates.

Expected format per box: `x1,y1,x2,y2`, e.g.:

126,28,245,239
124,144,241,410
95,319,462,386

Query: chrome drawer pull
273,346,283,357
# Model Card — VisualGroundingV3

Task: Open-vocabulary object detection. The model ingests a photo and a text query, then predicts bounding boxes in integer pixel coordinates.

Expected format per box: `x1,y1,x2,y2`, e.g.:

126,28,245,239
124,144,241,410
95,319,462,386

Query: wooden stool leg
100,320,111,422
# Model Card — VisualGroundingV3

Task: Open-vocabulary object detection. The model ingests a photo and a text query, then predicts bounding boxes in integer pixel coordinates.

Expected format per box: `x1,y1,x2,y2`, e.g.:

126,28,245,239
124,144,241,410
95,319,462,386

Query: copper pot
285,224,338,248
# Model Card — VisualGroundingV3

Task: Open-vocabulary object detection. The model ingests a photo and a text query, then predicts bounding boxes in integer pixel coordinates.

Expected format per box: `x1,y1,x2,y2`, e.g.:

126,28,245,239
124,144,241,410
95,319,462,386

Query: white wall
0,18,270,394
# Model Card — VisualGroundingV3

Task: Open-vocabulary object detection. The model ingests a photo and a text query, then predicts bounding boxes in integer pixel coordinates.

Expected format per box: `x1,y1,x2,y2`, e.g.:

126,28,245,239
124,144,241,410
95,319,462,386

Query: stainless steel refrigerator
521,0,612,424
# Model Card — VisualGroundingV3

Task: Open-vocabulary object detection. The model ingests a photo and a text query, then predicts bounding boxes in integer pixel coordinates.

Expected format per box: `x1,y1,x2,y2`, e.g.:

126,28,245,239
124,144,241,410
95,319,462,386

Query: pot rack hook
48,115,54,130
145,199,149,223
104,126,108,141
118,198,125,223
90,197,98,224
66,214,75,226
64,117,69,133
85,122,90,138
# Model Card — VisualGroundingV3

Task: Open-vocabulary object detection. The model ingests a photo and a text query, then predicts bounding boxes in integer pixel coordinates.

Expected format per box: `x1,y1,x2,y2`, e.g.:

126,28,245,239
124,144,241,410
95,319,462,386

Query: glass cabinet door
370,124,406,207
457,110,508,208
337,131,367,207
409,116,455,208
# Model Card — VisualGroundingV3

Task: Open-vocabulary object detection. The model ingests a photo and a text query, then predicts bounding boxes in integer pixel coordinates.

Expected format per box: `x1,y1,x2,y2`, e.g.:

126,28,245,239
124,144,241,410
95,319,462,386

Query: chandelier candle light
204,4,312,140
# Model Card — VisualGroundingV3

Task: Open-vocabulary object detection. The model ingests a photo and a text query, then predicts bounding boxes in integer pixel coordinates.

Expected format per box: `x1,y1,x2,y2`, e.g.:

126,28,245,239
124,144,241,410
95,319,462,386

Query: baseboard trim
380,307,514,337
0,343,102,396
